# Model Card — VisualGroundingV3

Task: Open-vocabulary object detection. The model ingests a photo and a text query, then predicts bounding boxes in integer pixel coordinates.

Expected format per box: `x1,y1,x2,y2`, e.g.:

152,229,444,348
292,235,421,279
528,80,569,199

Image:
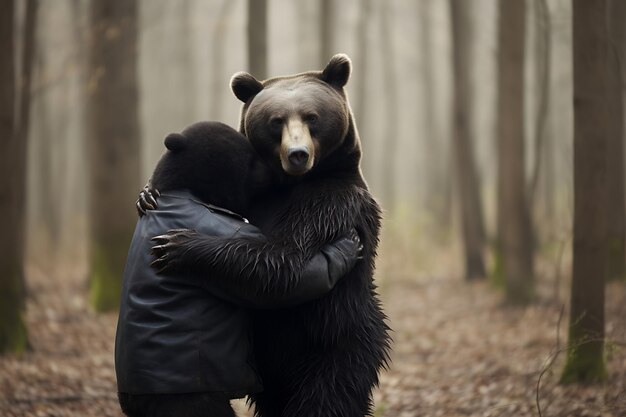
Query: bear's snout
287,147,310,169
279,115,316,175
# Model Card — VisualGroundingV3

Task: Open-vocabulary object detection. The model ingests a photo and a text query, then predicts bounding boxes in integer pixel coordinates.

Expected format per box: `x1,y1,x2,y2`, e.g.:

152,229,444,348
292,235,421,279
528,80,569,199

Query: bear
116,121,362,417
150,54,391,417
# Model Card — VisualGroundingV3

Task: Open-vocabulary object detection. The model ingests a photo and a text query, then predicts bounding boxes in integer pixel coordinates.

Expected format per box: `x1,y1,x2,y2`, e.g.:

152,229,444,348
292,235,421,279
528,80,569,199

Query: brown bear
151,55,391,417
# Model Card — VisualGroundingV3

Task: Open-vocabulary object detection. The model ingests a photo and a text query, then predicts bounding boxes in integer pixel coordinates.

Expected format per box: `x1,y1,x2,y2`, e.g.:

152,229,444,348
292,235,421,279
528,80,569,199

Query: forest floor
0,253,625,417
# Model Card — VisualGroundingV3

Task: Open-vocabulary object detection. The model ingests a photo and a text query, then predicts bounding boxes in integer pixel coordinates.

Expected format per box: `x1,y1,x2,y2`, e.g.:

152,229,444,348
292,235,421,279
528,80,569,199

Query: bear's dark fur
155,54,391,417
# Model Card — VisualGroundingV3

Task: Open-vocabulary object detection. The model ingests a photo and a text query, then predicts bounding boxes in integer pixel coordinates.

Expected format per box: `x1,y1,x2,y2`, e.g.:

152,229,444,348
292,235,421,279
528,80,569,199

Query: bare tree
352,0,373,128
379,1,398,210
561,0,610,384
420,0,449,229
247,0,267,79
449,0,486,280
87,0,141,312
606,0,626,282
352,0,373,177
529,0,554,236
36,73,62,248
179,0,195,122
497,0,534,304
320,0,333,65
0,0,37,353
529,0,552,205
210,0,237,120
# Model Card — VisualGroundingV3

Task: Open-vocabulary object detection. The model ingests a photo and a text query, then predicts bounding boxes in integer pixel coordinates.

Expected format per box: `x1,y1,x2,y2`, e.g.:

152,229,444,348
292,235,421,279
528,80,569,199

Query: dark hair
151,121,269,214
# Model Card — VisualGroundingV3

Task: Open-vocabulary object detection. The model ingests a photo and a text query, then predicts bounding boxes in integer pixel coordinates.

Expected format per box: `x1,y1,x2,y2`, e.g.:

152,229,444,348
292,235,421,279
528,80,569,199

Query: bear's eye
303,113,319,124
269,117,284,129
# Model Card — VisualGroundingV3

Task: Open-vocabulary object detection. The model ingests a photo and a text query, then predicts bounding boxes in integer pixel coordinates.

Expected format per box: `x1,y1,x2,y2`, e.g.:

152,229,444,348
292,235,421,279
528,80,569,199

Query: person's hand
150,229,199,273
136,183,160,217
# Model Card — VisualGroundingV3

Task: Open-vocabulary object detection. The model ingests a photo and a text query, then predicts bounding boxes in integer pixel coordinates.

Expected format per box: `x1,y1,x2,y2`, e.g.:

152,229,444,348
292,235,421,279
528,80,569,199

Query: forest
0,0,625,416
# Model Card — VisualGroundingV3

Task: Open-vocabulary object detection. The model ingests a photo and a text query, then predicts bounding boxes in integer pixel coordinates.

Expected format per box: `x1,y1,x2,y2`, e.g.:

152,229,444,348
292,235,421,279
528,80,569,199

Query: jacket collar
160,189,249,223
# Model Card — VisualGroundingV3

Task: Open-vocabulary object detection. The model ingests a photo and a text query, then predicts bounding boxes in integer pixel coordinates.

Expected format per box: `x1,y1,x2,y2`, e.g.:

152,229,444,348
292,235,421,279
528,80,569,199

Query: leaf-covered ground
1,260,624,417
375,277,626,417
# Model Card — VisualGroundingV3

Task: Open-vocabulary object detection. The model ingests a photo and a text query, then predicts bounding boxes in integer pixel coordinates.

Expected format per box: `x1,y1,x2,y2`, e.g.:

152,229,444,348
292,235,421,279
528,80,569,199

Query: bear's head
230,53,361,179
151,121,271,215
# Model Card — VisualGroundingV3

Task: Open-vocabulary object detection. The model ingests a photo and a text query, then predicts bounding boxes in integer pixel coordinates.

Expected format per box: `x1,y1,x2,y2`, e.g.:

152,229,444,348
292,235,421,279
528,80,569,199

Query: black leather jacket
115,190,357,397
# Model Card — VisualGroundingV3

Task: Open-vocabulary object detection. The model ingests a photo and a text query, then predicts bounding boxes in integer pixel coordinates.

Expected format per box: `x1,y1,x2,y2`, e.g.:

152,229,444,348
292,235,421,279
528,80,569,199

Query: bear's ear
164,133,186,152
321,53,352,89
231,72,264,103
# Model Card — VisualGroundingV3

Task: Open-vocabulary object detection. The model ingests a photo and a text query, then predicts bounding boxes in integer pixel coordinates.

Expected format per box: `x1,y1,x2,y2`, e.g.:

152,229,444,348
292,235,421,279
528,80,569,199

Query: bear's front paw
136,183,160,217
150,229,198,273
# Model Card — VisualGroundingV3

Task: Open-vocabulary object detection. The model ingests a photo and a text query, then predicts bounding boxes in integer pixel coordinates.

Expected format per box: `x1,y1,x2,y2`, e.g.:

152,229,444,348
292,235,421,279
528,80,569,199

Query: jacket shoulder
152,192,251,237
183,197,261,237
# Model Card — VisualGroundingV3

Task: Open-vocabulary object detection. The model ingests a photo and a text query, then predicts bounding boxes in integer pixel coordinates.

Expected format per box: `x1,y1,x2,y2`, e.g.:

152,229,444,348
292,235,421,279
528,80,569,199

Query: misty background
25,0,575,281
2,0,625,416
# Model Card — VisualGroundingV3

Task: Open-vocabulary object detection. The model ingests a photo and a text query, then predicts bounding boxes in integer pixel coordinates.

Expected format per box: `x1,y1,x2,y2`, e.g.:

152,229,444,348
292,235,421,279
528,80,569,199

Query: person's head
151,121,271,214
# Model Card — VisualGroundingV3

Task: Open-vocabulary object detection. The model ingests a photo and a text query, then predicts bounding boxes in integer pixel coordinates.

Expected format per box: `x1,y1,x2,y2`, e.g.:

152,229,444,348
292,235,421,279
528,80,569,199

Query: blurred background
1,0,625,416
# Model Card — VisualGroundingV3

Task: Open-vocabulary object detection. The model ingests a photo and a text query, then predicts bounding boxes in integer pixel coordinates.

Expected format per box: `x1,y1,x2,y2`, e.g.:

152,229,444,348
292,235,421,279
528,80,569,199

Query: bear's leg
118,392,236,417
249,388,289,417
279,352,378,417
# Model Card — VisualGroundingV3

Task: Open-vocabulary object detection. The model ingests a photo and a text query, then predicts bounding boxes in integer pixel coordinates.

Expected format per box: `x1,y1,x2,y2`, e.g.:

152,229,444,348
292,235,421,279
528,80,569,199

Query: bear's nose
287,147,310,168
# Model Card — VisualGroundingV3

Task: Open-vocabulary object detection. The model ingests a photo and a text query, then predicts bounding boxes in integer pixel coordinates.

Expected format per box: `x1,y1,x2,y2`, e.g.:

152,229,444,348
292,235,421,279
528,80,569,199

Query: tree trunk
529,0,551,205
606,0,626,282
37,74,62,249
530,0,553,238
87,0,141,312
353,0,372,128
0,0,36,353
449,0,486,280
319,0,333,65
420,0,448,229
247,0,267,79
210,0,236,120
352,0,373,177
497,0,534,304
561,0,609,384
179,0,195,123
379,1,397,211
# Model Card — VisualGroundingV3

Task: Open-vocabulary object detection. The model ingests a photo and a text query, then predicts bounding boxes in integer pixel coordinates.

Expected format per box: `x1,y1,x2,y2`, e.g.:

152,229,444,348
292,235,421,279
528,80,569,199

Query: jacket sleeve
200,225,359,309
157,189,367,302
